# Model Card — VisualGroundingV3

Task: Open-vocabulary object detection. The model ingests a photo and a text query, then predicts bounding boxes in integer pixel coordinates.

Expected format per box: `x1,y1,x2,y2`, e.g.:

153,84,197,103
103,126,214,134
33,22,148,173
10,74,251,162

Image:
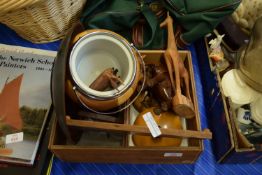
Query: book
0,44,56,165
0,111,54,175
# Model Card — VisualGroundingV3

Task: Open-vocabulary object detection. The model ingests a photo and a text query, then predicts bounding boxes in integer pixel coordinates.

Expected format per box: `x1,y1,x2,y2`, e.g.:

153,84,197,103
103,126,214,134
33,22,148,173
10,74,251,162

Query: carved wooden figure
89,68,123,91
148,64,173,111
146,64,166,86
160,13,195,118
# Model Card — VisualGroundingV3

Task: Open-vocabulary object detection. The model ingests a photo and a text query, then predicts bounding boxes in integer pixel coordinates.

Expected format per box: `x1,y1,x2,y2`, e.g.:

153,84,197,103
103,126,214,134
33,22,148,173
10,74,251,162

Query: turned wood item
89,68,123,91
66,115,212,140
132,107,182,147
134,64,172,112
146,64,173,111
160,13,195,118
152,79,173,111
68,29,143,112
133,91,160,112
146,64,167,87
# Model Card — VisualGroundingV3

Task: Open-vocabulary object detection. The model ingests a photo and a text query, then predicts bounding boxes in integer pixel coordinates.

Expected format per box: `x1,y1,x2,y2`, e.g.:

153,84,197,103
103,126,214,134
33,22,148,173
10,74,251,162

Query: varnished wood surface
49,51,206,164
66,116,212,139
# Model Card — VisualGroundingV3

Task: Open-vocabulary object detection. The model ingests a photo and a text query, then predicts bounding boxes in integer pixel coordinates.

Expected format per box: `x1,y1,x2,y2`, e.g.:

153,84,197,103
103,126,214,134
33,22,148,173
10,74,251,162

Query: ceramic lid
221,69,259,105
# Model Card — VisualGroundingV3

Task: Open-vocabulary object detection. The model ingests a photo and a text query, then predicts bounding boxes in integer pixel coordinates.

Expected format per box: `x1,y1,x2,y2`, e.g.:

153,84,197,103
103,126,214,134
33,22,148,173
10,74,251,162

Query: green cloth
163,0,241,44
81,0,241,49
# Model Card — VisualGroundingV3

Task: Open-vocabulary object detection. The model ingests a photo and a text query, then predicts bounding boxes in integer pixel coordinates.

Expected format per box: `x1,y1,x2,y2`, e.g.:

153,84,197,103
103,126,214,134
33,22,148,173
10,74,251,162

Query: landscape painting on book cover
0,44,56,164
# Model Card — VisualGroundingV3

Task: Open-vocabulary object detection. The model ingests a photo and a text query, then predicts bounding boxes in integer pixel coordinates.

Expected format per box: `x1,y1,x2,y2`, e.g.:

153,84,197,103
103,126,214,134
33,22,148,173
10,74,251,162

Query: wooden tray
49,50,205,163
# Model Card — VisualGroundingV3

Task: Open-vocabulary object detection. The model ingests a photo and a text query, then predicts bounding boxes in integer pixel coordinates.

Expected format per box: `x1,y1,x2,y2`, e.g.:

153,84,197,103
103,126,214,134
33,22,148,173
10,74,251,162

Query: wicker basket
0,0,87,43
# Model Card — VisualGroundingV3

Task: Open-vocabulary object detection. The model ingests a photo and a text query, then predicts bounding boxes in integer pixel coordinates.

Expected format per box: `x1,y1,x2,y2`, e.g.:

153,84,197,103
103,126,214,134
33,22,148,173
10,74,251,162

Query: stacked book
0,44,56,174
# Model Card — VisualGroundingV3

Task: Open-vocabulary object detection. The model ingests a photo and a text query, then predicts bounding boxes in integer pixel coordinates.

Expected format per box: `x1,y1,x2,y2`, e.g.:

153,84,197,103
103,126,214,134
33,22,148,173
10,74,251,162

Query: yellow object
46,154,54,175
132,107,182,147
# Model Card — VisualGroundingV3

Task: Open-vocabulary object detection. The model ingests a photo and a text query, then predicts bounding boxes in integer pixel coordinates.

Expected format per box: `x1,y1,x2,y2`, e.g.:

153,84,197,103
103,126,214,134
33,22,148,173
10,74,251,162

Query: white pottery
70,31,136,99
67,29,143,112
221,69,259,106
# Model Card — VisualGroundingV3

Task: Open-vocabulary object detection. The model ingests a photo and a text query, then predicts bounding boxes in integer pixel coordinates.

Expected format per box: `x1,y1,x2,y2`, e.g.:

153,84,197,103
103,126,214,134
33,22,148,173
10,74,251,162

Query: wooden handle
66,116,212,140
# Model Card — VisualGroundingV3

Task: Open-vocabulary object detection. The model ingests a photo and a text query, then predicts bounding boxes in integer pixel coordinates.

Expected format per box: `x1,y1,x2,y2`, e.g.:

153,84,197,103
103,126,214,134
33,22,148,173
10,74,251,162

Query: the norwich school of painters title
0,54,53,71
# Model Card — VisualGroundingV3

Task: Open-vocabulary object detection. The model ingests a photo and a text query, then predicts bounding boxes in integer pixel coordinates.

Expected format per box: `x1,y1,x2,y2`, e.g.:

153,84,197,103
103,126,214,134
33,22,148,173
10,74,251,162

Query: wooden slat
66,116,212,140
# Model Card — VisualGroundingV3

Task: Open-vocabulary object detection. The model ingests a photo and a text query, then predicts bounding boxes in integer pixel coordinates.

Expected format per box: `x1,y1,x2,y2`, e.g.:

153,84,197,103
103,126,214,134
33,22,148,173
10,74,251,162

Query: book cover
0,44,56,165
0,111,54,175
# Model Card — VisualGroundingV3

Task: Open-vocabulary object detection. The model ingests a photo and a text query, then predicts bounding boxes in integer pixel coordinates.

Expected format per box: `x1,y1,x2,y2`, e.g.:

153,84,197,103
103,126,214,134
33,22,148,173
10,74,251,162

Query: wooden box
49,50,205,163
195,38,262,163
215,70,262,163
